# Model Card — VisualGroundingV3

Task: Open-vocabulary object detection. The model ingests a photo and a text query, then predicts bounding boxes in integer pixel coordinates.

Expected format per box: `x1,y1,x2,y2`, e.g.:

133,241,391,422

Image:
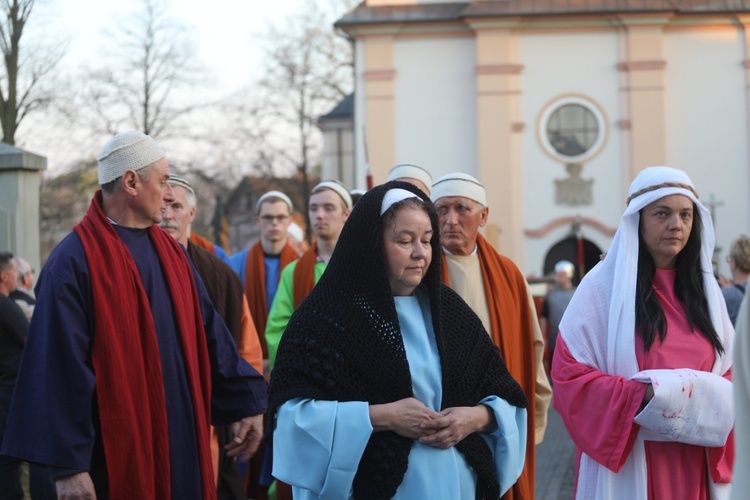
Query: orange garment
210,296,263,487
441,234,537,500
244,241,298,358
191,232,217,253
293,242,318,308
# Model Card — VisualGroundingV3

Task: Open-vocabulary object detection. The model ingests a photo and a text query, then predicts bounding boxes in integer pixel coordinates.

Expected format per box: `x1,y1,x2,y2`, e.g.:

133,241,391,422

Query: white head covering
559,166,733,499
287,222,304,242
430,172,487,206
312,180,353,210
554,260,575,278
387,164,433,192
168,174,195,195
256,190,293,214
380,188,419,215
97,131,165,185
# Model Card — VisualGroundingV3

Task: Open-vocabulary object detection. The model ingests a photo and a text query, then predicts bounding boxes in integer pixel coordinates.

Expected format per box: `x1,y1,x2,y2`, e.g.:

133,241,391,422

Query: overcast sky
19,0,310,170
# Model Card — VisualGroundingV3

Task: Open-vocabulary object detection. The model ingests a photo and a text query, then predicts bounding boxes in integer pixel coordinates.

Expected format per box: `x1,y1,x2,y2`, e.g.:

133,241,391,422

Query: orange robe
441,234,550,500
243,241,298,358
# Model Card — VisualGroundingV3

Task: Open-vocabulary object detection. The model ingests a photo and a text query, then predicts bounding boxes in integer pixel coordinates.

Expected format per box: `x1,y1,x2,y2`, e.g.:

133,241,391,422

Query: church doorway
542,237,603,286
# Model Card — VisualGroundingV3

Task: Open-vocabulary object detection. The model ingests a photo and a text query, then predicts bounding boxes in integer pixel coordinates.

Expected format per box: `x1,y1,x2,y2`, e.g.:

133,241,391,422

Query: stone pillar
470,20,525,264
0,143,47,273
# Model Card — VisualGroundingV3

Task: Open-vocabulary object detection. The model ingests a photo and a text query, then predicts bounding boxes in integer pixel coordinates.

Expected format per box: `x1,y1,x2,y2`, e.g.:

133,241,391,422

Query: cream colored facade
337,1,750,276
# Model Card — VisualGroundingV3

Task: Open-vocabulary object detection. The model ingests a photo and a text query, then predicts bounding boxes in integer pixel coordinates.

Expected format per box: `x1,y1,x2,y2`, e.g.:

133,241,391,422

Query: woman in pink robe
552,167,734,500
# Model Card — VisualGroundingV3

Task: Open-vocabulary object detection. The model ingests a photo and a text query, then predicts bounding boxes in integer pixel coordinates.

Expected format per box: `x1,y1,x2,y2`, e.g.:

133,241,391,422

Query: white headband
168,174,195,195
387,164,433,191
431,172,487,206
380,188,420,215
256,190,293,214
312,181,353,210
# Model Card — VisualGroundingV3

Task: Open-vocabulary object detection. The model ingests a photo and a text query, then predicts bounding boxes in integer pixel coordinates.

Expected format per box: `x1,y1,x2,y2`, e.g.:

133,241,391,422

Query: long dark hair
635,205,723,353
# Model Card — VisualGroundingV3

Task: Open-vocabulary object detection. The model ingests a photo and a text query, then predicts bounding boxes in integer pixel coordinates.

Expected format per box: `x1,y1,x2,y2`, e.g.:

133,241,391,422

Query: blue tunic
272,290,527,498
1,226,267,499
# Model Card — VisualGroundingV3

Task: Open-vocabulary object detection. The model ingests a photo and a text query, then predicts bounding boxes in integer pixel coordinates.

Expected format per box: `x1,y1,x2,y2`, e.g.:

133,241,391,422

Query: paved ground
535,399,576,499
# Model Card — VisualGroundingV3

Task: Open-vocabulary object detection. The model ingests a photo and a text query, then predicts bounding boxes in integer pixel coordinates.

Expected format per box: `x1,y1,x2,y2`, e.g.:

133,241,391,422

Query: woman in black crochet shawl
268,181,528,499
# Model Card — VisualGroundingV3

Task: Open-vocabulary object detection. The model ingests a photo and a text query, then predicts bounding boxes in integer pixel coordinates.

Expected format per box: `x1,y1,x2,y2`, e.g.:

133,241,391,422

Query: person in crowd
269,181,528,498
734,288,749,499
718,234,750,325
286,221,309,255
540,260,577,363
8,258,34,321
0,130,267,500
0,253,28,499
350,188,366,206
228,190,298,370
265,180,352,369
552,166,734,499
162,174,264,499
431,172,551,499
387,163,433,195
207,187,293,500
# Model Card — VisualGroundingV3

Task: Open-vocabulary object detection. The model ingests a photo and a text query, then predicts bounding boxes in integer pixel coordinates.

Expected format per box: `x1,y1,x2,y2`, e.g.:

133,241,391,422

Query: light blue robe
273,291,527,499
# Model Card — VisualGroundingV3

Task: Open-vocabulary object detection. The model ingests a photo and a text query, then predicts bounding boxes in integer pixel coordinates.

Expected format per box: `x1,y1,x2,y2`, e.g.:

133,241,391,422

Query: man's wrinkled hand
225,413,264,462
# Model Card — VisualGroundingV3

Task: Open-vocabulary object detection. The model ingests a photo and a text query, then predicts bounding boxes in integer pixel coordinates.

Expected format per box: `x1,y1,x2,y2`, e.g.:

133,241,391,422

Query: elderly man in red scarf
1,131,267,500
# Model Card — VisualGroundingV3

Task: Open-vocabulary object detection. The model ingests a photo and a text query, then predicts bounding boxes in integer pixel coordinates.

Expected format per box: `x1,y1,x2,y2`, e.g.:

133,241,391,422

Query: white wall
664,28,750,276
521,31,624,275
393,36,477,179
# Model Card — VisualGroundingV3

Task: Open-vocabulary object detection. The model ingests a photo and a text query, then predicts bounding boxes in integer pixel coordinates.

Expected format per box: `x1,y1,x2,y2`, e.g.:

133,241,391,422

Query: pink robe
552,269,734,499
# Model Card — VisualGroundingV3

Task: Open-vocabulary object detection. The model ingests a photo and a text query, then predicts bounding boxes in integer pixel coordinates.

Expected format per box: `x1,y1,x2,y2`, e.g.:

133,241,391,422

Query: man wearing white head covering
540,260,577,363
552,166,734,500
431,172,551,500
265,180,352,370
387,163,433,195
0,131,268,500
228,190,298,367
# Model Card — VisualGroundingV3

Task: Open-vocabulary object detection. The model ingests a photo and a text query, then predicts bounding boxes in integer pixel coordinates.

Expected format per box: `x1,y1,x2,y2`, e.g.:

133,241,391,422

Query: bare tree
250,0,355,230
80,0,205,139
0,0,64,145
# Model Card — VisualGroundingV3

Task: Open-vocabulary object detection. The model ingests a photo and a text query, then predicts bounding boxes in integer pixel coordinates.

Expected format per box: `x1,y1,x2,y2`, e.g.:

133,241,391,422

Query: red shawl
293,242,318,308
244,241,298,358
441,233,536,500
74,191,215,500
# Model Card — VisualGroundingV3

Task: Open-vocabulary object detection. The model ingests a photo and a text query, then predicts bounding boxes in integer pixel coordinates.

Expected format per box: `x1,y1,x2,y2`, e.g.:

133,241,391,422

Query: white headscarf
559,166,734,500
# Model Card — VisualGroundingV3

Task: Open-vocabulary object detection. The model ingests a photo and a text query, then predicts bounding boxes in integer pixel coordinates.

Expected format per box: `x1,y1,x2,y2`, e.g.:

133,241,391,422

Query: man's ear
478,206,489,228
122,170,139,196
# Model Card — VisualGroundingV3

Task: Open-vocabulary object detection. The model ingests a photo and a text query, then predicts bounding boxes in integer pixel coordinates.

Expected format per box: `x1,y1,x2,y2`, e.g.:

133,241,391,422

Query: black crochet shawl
268,181,528,499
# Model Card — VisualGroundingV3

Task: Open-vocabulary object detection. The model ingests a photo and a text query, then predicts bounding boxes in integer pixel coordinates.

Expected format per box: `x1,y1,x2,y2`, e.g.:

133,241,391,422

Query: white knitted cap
256,190,293,214
387,163,433,191
97,131,166,185
287,222,304,242
312,180,353,210
431,173,487,206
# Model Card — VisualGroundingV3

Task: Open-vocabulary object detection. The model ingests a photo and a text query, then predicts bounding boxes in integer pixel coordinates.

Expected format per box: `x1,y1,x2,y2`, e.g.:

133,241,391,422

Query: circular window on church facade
538,96,607,163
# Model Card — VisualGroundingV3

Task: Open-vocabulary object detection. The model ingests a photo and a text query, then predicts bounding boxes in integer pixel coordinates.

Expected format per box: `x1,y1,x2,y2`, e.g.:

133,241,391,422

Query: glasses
260,215,290,224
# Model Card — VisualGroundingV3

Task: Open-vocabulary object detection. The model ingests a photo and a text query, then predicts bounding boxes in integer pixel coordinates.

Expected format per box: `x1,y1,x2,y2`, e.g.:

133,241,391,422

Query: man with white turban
0,131,267,500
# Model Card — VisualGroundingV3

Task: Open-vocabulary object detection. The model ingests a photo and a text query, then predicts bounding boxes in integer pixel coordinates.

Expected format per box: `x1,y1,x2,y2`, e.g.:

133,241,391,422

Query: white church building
326,0,750,278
